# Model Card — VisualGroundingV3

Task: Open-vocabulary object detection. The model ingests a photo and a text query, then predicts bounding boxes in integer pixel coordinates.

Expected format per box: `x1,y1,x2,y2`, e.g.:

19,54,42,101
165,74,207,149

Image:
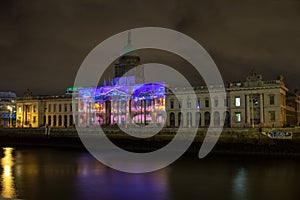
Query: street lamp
7,105,13,128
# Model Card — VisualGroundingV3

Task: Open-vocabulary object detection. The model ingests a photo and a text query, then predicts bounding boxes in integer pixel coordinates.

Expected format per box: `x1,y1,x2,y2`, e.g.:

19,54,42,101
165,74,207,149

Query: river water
1,146,300,200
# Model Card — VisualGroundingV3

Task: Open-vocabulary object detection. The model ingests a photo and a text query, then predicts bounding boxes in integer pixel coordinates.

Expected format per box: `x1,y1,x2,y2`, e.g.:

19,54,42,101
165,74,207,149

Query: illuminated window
235,112,241,122
235,97,241,107
33,105,36,113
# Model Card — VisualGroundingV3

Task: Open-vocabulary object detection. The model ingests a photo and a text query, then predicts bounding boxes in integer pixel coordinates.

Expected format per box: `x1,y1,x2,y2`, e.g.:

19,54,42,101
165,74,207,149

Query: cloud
0,0,300,95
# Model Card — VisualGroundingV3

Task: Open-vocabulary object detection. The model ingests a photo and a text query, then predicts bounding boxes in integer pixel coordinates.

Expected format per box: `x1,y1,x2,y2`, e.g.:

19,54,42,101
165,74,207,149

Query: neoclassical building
165,85,229,128
16,73,300,129
15,31,300,128
228,73,289,128
165,72,299,128
16,93,74,128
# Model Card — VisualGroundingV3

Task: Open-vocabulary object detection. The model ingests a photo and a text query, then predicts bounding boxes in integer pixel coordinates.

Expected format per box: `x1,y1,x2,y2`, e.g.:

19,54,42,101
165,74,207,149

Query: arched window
196,112,201,127
214,111,220,126
64,115,68,127
58,115,62,126
53,115,57,126
187,112,192,127
170,112,175,126
178,112,182,127
69,115,73,127
48,115,52,126
43,115,46,126
224,111,230,127
205,112,210,127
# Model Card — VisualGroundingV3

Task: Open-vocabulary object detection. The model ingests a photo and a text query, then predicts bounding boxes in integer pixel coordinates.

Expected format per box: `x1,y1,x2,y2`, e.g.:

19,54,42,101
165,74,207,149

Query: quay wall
1,127,300,156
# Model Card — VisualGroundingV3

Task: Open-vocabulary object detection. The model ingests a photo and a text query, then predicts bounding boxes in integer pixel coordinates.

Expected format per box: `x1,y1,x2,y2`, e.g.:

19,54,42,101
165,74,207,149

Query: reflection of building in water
76,78,166,127
1,147,17,198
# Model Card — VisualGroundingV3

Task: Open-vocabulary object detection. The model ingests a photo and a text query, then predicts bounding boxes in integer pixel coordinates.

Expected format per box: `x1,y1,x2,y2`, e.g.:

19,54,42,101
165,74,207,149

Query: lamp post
7,105,13,128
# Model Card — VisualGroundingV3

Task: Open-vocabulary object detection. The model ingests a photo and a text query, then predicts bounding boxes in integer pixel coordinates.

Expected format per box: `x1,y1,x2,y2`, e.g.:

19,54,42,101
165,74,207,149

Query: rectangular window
178,100,182,109
235,112,241,122
53,104,57,112
205,99,209,108
70,103,72,112
48,104,51,112
196,100,200,109
33,105,36,113
269,95,275,105
59,104,62,112
33,116,36,123
270,111,275,122
235,97,241,107
214,99,218,107
170,100,174,109
187,101,191,108
64,104,67,112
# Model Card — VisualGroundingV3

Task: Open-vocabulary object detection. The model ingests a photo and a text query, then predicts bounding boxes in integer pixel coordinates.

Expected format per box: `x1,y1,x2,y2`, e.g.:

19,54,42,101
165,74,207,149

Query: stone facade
165,86,229,128
165,73,297,128
16,73,300,128
228,73,288,128
16,95,74,128
286,91,300,127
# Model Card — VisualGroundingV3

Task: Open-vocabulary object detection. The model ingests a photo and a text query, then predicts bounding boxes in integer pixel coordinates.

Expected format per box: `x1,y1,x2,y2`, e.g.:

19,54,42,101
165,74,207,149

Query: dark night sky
0,0,300,96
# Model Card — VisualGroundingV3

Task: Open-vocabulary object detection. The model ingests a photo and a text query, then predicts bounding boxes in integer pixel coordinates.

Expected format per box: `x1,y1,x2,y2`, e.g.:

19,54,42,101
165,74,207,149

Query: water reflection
1,148,300,200
1,147,17,198
232,167,247,200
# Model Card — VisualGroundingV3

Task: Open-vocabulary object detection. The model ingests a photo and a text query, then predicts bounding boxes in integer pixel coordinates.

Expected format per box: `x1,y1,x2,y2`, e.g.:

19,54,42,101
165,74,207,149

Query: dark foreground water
1,147,300,200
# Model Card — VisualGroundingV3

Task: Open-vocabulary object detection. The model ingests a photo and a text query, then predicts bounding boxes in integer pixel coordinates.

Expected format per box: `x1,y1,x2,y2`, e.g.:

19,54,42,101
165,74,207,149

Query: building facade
286,90,300,127
165,86,229,128
0,92,16,127
228,73,289,128
16,94,74,128
165,73,297,128
76,79,166,127
15,73,300,129
14,32,300,128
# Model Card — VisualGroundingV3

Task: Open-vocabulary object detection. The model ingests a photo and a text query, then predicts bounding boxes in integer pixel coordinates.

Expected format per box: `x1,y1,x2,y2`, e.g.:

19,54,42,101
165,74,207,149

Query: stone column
67,115,70,127
246,95,251,126
260,94,264,125
126,99,131,125
152,99,156,124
